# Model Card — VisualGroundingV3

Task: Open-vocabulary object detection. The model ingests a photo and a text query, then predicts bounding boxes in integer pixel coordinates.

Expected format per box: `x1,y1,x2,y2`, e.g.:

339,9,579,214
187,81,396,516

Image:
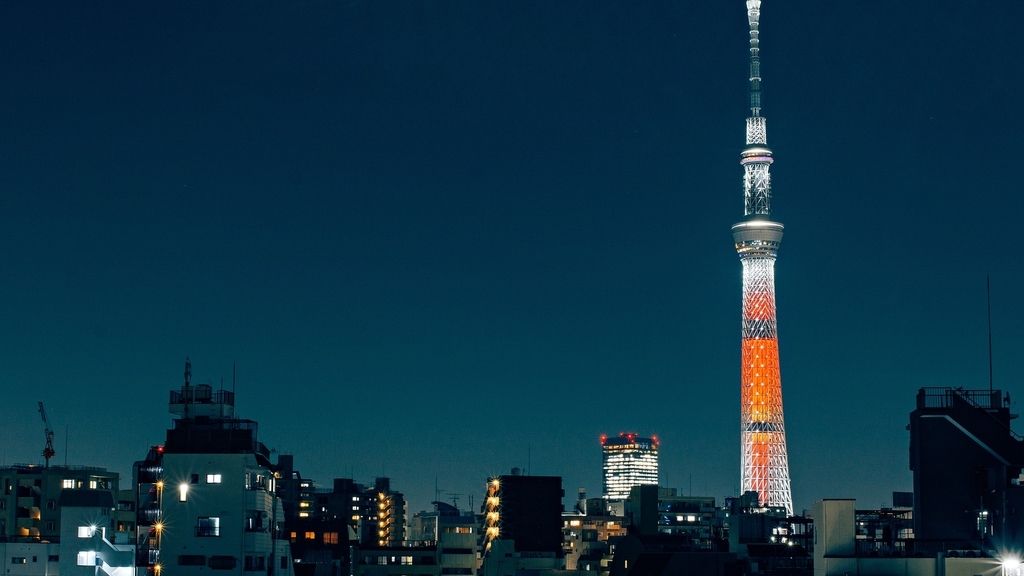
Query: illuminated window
304,531,316,540
206,474,222,484
178,483,189,502
289,532,297,542
401,556,413,565
323,532,339,545
77,526,94,538
89,480,97,489
195,517,220,537
62,479,75,489
299,502,310,508
76,552,96,566
298,512,309,518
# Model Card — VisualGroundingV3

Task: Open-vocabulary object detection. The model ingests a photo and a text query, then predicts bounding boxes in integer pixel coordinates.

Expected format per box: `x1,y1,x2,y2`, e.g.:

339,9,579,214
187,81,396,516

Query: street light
1002,555,1020,576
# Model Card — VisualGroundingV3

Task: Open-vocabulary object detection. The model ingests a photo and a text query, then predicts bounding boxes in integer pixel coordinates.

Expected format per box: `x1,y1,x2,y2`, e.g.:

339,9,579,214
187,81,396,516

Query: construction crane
37,402,55,468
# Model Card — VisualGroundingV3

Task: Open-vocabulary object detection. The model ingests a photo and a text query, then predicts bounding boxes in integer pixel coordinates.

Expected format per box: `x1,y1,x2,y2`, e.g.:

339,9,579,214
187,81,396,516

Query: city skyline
1,0,1022,515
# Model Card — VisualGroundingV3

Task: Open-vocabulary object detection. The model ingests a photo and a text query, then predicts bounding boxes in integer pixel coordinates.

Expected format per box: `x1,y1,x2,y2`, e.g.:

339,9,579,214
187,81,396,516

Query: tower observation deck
731,0,793,515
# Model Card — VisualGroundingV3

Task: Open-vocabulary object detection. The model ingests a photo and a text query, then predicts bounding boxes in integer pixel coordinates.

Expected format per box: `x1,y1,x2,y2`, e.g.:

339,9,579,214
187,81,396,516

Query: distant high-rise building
601,433,659,501
732,0,793,515
361,477,407,547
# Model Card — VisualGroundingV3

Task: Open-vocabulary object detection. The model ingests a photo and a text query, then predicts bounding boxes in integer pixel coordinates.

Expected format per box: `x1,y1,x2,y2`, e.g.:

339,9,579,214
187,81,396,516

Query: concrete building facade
0,464,119,542
157,361,293,575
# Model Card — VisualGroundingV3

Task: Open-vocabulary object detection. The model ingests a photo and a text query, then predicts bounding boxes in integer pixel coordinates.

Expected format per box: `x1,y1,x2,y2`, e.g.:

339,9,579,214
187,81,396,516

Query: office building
601,433,659,501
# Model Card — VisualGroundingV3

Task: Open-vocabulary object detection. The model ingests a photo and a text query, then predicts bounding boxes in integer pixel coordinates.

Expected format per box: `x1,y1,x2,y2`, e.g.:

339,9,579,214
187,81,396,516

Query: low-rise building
0,464,119,541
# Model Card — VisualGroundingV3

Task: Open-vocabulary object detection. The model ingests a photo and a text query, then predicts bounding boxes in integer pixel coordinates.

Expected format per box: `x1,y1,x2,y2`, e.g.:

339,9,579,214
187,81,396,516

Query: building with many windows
0,488,136,576
0,464,119,541
601,433,659,502
624,486,723,550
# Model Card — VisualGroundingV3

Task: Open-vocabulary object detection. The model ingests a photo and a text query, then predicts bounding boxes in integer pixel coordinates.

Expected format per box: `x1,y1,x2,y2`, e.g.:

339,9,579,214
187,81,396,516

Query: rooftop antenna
184,357,192,419
987,275,994,395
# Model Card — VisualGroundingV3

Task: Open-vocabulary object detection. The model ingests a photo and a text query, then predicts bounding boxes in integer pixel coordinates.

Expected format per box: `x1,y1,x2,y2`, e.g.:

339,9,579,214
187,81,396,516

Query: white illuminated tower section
601,433,659,501
732,0,793,515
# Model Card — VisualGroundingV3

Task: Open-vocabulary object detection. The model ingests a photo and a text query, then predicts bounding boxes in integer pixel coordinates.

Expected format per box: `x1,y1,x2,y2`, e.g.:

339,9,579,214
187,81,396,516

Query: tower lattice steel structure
732,0,793,515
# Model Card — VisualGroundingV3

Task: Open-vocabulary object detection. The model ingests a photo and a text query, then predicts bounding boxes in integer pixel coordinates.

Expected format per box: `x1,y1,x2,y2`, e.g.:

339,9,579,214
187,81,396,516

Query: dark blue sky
1,0,1021,514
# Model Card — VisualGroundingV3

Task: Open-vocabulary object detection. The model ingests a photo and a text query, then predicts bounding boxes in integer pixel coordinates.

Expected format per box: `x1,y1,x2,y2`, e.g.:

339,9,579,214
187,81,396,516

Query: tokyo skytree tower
731,0,793,515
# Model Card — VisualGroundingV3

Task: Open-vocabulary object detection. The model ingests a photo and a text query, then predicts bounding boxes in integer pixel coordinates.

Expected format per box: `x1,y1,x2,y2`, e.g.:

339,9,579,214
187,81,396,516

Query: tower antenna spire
732,0,793,515
746,0,763,117
987,275,993,394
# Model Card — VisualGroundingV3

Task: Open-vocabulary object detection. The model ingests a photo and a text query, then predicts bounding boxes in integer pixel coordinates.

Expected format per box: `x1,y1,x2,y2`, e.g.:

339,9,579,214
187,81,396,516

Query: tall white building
157,360,293,575
600,433,659,501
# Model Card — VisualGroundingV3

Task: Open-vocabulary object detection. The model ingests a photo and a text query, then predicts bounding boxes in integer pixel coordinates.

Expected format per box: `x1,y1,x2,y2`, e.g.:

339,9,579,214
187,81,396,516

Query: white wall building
814,499,999,576
0,489,134,576
157,361,293,575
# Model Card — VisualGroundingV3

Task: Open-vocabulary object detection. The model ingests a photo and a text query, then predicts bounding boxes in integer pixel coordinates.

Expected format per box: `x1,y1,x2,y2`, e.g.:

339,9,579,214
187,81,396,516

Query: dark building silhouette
276,457,353,576
132,444,164,571
909,387,1024,551
484,471,563,554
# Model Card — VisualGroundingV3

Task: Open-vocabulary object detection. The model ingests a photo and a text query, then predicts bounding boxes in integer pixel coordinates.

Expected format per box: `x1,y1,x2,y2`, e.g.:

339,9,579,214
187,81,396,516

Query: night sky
2,0,1022,515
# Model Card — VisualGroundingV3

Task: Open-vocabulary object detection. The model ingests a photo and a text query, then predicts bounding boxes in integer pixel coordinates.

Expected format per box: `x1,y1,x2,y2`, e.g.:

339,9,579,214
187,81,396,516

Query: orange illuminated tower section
732,0,793,515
